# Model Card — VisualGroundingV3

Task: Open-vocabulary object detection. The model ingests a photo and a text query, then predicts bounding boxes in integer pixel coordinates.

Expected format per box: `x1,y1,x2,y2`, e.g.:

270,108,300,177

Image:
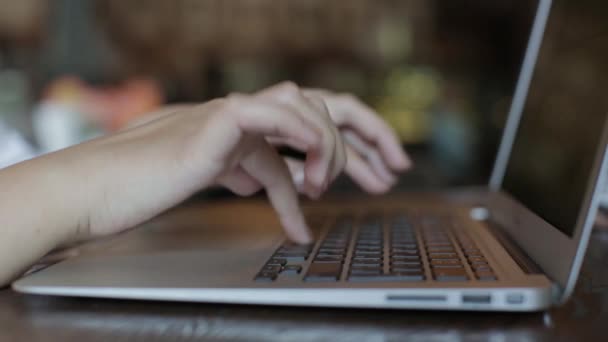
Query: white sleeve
0,121,37,169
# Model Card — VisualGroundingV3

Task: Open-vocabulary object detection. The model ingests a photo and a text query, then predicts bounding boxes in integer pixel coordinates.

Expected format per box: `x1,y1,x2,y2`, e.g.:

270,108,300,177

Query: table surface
2,203,608,342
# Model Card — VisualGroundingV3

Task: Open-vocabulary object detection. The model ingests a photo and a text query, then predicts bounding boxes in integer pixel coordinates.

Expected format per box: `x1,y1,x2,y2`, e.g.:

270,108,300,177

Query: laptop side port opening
462,294,492,304
386,295,447,302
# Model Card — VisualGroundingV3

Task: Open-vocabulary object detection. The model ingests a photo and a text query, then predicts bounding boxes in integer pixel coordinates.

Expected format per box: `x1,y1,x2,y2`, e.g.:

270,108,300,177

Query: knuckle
221,94,249,119
224,93,246,108
276,81,302,98
338,93,357,102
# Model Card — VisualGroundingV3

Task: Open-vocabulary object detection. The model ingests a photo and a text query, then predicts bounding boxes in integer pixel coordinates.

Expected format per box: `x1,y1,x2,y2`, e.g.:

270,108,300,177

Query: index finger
241,140,313,244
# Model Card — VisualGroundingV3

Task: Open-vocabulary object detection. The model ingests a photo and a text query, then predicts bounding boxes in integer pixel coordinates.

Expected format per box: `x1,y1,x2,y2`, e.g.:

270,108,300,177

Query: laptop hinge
484,217,563,303
551,283,563,304
485,220,544,275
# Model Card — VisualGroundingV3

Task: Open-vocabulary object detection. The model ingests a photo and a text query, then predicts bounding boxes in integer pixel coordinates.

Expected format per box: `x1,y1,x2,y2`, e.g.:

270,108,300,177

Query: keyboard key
357,237,383,242
428,253,458,259
355,246,382,253
468,256,486,262
472,264,492,271
391,243,417,249
433,269,468,282
321,243,348,249
314,257,345,263
431,264,464,269
427,246,455,253
475,271,497,281
391,260,422,266
262,265,282,272
354,250,382,257
391,262,423,269
324,239,349,245
281,265,302,275
391,249,418,255
318,247,345,253
426,241,453,247
463,248,482,254
470,260,489,265
350,268,382,276
305,262,342,282
390,269,425,276
430,259,462,267
391,254,420,261
352,264,383,271
351,258,382,264
351,263,382,270
274,254,307,262
267,258,287,266
391,267,423,273
316,253,344,259
255,271,277,282
353,256,382,262
349,274,424,282
356,243,382,248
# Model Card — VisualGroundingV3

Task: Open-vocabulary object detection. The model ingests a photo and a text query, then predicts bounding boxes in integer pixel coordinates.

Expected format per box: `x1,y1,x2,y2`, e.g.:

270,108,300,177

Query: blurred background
0,0,538,191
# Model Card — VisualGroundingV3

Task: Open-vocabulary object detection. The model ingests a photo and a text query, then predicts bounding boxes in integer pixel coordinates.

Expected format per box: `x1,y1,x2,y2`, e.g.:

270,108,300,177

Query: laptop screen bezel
487,0,608,301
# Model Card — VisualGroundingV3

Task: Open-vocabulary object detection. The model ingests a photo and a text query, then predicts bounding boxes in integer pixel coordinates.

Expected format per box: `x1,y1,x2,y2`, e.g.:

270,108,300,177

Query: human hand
278,89,411,194
74,82,345,244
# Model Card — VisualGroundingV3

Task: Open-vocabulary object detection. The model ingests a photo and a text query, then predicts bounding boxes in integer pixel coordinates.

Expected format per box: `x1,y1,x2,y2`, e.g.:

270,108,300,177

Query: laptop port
462,294,492,304
506,293,525,304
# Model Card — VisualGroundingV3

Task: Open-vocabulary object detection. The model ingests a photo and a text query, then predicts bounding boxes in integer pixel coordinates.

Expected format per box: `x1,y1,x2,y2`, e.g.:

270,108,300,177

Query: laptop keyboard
255,214,497,283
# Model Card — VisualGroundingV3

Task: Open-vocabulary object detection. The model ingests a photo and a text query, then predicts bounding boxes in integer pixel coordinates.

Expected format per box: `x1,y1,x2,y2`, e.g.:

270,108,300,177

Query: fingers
344,145,393,194
304,89,412,171
225,94,321,151
283,157,306,193
342,130,396,185
256,82,346,198
241,140,313,244
217,166,262,196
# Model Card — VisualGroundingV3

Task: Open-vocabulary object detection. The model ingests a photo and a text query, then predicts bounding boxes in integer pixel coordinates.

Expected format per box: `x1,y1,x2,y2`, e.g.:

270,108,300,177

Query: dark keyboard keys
281,265,302,275
262,265,282,273
349,274,424,282
255,271,278,282
454,233,498,281
274,254,307,262
350,268,382,276
267,258,287,266
314,257,345,263
428,252,458,259
430,259,462,267
305,262,342,282
433,269,469,282
256,213,495,284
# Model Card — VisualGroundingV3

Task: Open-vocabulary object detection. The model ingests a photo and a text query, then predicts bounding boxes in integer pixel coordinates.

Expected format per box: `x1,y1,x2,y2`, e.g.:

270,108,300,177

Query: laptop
13,0,608,311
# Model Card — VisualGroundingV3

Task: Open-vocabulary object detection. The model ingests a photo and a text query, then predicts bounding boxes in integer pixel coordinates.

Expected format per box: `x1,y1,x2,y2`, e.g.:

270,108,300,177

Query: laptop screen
502,0,608,237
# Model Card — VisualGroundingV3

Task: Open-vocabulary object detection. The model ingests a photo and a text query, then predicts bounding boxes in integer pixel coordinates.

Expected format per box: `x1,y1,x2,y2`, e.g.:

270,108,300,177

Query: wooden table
2,203,608,342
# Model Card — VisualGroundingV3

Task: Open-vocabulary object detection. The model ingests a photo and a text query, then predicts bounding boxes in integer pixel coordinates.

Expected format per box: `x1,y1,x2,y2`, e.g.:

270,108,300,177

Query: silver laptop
13,0,608,311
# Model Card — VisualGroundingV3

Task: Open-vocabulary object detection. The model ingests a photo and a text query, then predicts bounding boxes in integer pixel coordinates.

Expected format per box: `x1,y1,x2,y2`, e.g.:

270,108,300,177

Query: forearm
0,151,89,286
0,134,197,286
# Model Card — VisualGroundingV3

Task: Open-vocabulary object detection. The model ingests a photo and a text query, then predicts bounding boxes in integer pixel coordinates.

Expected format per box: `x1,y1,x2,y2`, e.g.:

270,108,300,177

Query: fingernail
293,169,305,188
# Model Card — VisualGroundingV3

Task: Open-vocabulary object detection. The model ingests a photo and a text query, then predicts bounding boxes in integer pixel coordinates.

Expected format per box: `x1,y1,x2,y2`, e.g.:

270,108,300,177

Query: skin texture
0,82,410,287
